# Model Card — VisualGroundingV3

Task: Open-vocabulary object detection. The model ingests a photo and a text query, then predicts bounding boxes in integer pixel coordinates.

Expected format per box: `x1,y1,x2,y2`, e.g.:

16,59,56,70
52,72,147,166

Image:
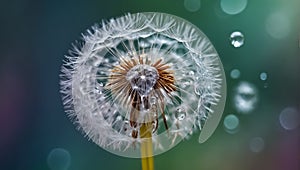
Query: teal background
1,0,299,170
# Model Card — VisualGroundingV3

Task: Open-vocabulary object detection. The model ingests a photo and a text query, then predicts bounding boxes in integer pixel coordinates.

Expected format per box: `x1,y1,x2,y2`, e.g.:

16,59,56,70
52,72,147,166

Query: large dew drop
233,81,258,114
230,31,244,48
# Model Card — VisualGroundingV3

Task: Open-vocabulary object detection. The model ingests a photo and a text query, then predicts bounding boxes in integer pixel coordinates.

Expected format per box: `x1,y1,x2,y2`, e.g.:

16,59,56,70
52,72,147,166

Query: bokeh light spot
259,72,268,81
230,69,241,79
233,81,258,114
230,31,244,48
224,114,239,134
184,0,201,12
279,107,300,130
249,137,265,153
265,12,291,39
220,0,247,15
47,148,71,170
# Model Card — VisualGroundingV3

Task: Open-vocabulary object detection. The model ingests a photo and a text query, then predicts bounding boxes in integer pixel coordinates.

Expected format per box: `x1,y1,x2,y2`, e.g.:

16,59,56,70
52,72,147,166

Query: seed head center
126,64,159,96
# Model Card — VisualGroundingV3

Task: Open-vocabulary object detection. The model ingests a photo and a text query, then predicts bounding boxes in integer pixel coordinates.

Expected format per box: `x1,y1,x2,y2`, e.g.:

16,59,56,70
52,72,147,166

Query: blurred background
0,0,299,170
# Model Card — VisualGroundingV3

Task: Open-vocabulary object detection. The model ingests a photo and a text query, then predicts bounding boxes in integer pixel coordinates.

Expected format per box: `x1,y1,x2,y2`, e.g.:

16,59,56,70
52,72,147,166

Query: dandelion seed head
60,12,226,158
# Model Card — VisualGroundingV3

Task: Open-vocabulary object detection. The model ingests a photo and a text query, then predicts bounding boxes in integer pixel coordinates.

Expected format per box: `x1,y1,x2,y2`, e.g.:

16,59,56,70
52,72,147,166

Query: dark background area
1,0,299,170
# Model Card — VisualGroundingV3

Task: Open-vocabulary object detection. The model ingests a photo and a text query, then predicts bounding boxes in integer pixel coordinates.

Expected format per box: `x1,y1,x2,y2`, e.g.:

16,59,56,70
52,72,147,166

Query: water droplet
150,96,157,105
223,114,239,133
177,113,186,121
176,108,186,121
182,81,191,88
249,137,265,153
95,87,100,93
220,0,248,15
140,75,146,79
230,69,241,79
152,119,158,132
230,31,244,48
112,61,120,66
94,85,103,94
184,0,201,12
189,71,194,76
139,41,150,48
116,115,122,121
279,107,300,130
234,81,258,114
259,72,268,81
104,58,109,63
47,148,71,170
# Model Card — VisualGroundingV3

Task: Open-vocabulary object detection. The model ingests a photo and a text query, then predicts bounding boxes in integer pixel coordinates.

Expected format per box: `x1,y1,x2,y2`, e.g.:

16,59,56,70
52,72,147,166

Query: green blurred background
1,0,299,170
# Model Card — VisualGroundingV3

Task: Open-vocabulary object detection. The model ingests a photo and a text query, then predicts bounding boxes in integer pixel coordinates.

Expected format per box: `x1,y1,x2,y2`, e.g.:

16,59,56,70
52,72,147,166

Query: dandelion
60,12,226,170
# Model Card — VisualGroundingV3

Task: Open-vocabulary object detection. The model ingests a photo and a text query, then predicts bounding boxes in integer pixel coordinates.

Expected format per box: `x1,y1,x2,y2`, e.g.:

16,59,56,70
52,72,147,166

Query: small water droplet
176,108,186,121
177,113,186,121
104,58,109,63
230,69,241,79
259,72,268,81
95,86,103,94
152,119,158,132
116,115,122,121
139,41,150,48
230,31,244,48
95,87,100,93
183,81,191,87
150,96,157,105
112,61,119,66
194,85,202,95
189,71,194,76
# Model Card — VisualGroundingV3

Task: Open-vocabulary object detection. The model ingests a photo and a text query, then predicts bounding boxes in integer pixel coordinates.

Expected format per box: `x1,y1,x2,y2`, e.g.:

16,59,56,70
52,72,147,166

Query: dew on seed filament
150,96,157,105
176,108,186,121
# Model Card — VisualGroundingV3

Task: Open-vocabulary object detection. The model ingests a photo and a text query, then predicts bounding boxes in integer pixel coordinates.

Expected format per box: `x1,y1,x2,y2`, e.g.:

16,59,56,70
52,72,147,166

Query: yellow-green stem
140,123,154,170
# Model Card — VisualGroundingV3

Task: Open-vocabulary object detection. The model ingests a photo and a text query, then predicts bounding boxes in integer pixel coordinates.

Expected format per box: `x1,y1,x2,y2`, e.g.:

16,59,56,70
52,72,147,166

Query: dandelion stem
140,123,154,170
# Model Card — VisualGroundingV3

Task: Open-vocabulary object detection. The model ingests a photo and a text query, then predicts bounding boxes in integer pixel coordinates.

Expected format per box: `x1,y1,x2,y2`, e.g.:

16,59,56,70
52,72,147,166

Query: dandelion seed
60,12,226,159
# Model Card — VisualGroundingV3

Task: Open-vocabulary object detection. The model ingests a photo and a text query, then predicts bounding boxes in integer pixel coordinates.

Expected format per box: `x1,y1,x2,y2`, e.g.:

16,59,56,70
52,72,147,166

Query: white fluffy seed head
60,12,226,158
